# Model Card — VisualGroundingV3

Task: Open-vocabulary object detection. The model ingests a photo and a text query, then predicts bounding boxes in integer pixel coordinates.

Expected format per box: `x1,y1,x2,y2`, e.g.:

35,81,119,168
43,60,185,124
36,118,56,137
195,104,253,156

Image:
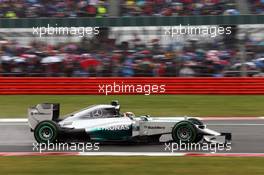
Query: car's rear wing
28,103,60,130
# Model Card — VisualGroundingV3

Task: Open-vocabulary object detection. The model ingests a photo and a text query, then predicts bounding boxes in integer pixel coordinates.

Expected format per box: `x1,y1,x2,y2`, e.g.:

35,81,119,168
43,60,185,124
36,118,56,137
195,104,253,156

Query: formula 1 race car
28,101,231,144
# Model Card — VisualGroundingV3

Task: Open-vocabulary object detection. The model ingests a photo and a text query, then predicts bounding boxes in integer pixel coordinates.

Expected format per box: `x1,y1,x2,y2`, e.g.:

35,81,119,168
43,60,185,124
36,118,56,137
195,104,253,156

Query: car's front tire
188,118,203,126
172,121,197,143
34,121,59,143
188,118,204,143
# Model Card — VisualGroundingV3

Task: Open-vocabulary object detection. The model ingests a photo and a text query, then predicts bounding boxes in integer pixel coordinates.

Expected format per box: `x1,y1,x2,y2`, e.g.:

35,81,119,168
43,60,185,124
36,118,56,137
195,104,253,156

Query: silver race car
28,101,231,144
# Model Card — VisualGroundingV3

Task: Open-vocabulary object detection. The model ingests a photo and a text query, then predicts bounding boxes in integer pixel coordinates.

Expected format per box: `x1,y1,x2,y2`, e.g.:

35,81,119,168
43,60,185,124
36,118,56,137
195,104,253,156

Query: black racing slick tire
188,118,204,143
188,118,203,126
34,121,59,143
172,121,197,143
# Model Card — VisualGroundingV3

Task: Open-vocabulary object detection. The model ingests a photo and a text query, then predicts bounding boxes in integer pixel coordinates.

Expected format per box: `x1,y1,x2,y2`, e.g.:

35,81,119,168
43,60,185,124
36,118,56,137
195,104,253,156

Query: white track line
200,117,264,120
0,119,27,122
79,152,186,156
1,152,264,157
0,123,27,126
208,124,264,126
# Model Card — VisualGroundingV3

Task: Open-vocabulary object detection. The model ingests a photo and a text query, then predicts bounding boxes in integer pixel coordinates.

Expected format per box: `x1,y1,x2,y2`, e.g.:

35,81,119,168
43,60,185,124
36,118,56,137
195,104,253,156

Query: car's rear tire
34,121,59,143
172,121,197,143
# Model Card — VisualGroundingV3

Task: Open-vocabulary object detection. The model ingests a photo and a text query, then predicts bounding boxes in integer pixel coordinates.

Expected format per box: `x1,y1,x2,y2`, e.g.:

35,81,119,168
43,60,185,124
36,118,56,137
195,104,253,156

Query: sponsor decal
92,109,103,117
98,125,130,131
144,126,166,129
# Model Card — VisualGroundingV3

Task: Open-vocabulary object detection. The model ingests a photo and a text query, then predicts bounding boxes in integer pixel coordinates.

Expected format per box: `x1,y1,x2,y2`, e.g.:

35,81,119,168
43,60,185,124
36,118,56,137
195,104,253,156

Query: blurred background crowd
250,0,264,14
0,0,263,77
1,0,263,18
121,0,240,16
0,0,109,18
0,25,263,77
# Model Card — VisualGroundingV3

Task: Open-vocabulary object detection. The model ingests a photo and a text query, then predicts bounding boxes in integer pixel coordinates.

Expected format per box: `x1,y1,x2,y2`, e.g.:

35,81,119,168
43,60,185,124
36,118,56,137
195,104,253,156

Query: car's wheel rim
39,126,53,141
177,126,192,141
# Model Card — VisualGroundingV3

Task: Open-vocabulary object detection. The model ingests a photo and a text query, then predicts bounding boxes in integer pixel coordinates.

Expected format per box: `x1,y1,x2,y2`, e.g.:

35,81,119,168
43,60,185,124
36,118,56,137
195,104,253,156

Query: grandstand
0,24,263,77
0,0,262,18
0,1,263,77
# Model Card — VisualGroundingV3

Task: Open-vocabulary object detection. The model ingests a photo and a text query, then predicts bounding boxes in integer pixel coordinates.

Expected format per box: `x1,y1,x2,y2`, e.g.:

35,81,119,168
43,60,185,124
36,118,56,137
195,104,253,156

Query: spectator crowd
121,0,239,16
0,0,109,18
249,0,264,14
0,36,263,77
0,0,242,18
2,0,263,18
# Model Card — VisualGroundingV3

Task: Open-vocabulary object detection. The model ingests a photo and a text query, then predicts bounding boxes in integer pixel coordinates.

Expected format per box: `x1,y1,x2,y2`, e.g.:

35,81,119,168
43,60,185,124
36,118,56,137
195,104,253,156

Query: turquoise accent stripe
88,125,132,141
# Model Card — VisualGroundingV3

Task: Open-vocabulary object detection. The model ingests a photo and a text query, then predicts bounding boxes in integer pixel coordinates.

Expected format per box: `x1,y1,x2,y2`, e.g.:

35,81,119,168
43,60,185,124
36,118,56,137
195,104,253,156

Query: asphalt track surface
1,119,264,153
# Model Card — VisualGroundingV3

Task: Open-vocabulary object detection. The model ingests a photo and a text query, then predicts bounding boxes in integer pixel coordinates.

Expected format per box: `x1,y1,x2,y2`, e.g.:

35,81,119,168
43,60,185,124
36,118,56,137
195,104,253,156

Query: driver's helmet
124,112,135,118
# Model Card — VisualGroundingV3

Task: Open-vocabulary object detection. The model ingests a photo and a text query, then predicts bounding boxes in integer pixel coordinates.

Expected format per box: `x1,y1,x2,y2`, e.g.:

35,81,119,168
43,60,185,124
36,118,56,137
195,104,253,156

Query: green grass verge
0,157,263,175
0,95,263,118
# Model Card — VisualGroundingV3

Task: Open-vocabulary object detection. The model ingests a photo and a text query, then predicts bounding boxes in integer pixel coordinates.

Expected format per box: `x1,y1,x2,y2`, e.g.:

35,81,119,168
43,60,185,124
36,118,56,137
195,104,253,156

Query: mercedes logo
92,109,103,117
